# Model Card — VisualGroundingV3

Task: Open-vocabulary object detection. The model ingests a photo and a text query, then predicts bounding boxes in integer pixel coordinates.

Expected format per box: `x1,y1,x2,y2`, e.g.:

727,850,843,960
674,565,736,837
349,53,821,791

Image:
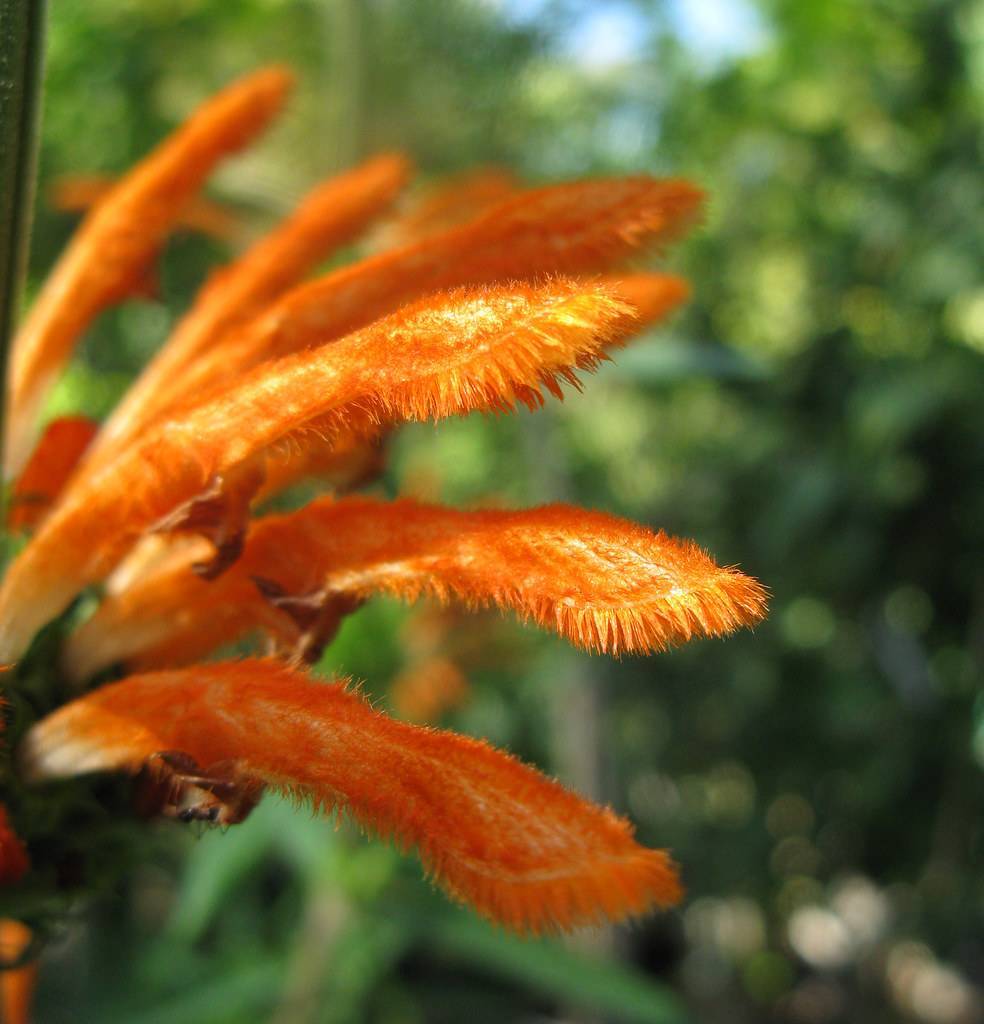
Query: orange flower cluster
0,68,767,937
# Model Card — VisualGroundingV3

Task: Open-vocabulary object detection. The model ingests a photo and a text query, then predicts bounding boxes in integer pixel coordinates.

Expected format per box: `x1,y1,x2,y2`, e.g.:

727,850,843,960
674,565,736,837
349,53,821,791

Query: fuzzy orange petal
193,274,684,517
64,496,766,680
88,152,411,464
4,66,293,477
160,176,703,400
0,281,638,663
7,415,98,532
50,173,240,239
21,660,682,932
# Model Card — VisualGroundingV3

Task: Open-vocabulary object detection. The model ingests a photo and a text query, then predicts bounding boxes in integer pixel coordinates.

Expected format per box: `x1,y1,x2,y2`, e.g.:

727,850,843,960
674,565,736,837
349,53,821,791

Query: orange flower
86,151,410,467
6,415,97,532
22,660,682,933
142,177,702,408
63,495,766,679
0,278,649,658
2,67,767,950
379,166,519,245
49,173,241,241
3,66,293,478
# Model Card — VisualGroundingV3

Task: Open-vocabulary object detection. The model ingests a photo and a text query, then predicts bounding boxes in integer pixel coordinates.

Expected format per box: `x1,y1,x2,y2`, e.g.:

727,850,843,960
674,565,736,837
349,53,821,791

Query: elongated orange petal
152,177,702,405
22,660,682,932
50,173,240,239
0,281,637,663
88,152,411,465
4,65,293,477
144,274,684,537
7,415,98,531
64,496,766,680
603,273,692,326
0,920,36,1024
182,273,685,519
381,167,519,245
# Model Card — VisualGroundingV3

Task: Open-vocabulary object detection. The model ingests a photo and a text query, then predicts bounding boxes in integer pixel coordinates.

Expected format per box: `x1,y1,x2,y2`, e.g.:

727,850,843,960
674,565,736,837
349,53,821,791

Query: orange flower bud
64,496,766,680
50,173,240,240
22,660,682,933
4,66,293,477
89,152,411,464
158,176,703,401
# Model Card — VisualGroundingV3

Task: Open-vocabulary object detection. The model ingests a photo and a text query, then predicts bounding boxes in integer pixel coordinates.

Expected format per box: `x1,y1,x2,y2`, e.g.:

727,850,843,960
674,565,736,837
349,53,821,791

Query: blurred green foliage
10,0,984,1021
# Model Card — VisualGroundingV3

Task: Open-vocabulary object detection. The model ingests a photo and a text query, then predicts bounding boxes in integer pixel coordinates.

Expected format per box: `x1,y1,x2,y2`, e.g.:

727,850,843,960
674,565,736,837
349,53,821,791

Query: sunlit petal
88,152,411,465
161,176,703,400
65,496,766,679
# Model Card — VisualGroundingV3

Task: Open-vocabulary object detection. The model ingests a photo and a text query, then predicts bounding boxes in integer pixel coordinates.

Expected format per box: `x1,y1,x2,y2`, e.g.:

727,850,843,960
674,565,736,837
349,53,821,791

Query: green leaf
166,807,278,942
426,914,690,1024
106,959,283,1024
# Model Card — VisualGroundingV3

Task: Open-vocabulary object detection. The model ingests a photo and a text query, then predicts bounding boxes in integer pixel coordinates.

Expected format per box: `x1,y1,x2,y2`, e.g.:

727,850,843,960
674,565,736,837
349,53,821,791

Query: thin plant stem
0,0,47,495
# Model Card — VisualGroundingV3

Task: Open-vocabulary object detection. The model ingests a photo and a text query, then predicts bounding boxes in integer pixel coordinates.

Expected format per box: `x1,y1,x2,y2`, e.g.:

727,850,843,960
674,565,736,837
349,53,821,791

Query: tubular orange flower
4,65,294,477
49,173,240,240
7,415,98,532
87,152,411,465
63,496,767,680
21,660,682,933
146,176,703,407
0,280,641,662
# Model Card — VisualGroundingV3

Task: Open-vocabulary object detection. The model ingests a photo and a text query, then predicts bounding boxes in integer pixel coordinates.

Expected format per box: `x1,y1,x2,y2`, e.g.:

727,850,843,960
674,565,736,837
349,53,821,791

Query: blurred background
19,0,984,1021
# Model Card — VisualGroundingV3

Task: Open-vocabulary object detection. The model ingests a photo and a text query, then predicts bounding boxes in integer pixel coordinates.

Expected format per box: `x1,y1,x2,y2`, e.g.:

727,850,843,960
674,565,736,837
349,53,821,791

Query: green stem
0,0,47,489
